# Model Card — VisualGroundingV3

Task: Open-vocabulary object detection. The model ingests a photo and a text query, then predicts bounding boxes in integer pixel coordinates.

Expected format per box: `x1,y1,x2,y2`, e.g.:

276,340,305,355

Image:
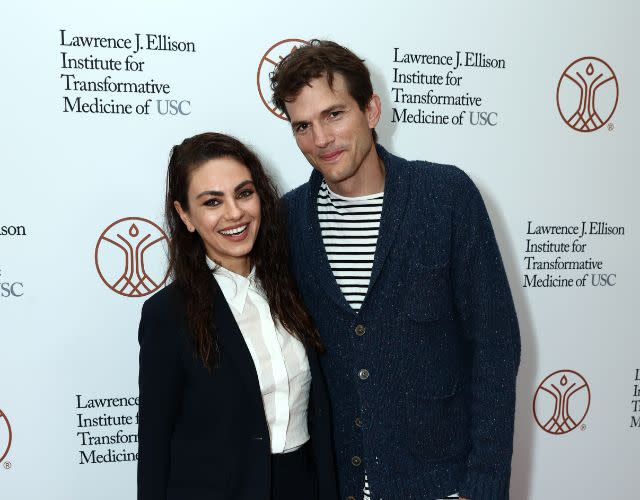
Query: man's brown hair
270,39,377,142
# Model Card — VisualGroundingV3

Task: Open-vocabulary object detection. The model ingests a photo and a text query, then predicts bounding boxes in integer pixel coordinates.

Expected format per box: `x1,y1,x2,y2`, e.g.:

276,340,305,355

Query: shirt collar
322,179,384,201
206,256,256,314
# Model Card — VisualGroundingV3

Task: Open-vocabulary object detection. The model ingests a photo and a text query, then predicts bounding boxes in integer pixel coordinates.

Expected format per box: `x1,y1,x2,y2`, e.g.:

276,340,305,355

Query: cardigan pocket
406,387,470,462
400,260,468,460
399,262,461,401
403,261,454,322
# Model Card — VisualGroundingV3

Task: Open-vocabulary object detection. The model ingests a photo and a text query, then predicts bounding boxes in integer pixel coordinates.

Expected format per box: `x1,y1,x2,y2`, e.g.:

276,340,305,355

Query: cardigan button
358,369,369,380
354,324,366,336
355,417,363,428
351,455,362,467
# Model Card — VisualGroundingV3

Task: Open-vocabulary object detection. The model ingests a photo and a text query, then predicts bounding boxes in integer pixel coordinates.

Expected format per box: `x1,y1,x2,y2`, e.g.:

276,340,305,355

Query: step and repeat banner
1,1,637,498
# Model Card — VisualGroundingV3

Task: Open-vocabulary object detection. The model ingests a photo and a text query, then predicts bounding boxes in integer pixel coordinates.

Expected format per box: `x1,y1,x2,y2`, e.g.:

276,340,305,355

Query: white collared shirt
207,257,311,453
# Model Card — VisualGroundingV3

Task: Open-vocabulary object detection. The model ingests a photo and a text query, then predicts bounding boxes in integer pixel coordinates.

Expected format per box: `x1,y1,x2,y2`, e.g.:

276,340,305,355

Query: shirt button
355,417,363,428
351,455,362,467
358,368,369,380
354,324,366,336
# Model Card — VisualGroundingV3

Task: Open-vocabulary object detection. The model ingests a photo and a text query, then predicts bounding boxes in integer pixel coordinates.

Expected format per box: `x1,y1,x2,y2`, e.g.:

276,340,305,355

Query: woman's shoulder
137,282,190,351
140,282,184,321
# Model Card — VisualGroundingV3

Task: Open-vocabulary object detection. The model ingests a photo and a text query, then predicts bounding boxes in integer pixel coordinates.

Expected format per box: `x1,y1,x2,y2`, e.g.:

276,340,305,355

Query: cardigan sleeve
137,299,185,500
449,174,521,500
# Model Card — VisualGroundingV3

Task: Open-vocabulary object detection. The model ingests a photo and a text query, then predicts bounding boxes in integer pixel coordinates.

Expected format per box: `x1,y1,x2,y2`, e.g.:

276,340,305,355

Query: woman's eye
204,198,220,207
238,189,254,199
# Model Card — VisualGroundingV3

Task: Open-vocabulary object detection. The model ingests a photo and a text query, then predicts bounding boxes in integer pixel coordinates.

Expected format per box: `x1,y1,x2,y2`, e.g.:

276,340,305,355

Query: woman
137,133,338,500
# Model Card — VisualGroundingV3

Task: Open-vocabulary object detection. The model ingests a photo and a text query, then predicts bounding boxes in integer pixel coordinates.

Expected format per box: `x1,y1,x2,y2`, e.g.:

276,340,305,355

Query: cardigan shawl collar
301,144,409,315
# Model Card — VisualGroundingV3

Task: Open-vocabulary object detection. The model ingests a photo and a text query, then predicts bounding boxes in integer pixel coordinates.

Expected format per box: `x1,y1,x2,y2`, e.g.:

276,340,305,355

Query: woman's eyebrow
196,189,224,198
234,180,254,191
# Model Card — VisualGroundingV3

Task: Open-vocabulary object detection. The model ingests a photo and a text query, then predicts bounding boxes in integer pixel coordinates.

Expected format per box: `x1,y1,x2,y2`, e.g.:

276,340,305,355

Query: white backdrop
1,1,638,498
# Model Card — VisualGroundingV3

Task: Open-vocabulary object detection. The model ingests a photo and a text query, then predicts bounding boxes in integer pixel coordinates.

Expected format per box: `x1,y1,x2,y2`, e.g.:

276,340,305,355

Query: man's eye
329,111,342,118
296,124,309,133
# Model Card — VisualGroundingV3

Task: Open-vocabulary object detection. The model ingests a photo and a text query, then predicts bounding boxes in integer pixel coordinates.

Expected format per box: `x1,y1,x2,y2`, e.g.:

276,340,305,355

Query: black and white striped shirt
317,180,384,312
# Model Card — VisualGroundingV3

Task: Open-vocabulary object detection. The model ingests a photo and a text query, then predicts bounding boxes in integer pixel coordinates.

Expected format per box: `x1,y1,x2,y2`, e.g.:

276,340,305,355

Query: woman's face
175,157,261,276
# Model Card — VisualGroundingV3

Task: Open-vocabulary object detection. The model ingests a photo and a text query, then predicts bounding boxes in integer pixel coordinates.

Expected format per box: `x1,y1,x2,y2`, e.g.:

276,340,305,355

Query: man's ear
366,94,382,129
174,201,195,232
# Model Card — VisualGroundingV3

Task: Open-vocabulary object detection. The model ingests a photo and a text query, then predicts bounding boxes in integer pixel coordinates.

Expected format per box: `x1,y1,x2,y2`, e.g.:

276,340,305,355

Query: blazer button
347,497,357,500
355,417,363,428
358,369,369,380
351,455,362,467
354,324,366,336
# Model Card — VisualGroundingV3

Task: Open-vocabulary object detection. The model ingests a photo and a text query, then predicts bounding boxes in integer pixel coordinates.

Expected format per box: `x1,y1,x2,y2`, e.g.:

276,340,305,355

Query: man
270,40,520,500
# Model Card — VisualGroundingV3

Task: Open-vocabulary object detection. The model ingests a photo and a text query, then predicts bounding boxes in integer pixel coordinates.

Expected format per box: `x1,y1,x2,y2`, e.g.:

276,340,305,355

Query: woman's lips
223,230,249,242
219,223,250,242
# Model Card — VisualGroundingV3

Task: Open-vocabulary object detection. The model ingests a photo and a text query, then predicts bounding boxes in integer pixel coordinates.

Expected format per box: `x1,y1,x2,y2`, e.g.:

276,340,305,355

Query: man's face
285,73,381,193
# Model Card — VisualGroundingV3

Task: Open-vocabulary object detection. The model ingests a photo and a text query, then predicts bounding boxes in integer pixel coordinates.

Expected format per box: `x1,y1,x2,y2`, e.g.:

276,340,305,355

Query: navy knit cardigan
283,145,521,500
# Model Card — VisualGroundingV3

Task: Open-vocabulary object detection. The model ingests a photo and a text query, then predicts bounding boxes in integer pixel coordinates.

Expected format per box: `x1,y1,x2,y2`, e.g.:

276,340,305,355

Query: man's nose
313,124,334,148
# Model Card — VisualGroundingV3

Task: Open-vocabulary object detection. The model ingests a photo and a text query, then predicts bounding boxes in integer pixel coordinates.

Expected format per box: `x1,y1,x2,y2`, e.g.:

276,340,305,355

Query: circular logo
95,217,169,297
0,408,12,463
557,56,619,132
257,38,308,120
533,369,591,435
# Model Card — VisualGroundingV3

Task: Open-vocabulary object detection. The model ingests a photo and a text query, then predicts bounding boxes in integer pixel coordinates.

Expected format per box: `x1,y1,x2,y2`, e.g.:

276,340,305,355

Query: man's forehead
286,74,349,112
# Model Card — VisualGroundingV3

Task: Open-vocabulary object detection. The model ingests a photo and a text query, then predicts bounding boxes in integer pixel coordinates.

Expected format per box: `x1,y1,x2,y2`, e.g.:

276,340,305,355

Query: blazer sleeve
450,174,521,500
137,299,185,500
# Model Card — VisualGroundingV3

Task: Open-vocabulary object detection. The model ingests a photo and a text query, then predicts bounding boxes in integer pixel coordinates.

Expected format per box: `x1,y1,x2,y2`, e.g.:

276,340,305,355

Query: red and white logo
0,408,12,463
557,56,619,132
257,38,308,120
533,369,591,435
95,217,169,297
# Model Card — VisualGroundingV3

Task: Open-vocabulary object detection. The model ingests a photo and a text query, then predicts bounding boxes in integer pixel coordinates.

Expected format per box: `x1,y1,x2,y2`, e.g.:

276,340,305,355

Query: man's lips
319,149,344,162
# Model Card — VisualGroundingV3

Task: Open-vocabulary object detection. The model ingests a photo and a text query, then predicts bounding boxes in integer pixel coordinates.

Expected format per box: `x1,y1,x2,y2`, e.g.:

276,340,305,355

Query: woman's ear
174,201,196,232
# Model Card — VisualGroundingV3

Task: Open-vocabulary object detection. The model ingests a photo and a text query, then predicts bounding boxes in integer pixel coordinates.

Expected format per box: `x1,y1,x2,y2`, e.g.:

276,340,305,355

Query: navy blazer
137,277,339,500
283,145,521,500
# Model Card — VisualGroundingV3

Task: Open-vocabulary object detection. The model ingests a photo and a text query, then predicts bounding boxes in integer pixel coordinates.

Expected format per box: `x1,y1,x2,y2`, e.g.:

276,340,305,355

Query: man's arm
450,173,521,500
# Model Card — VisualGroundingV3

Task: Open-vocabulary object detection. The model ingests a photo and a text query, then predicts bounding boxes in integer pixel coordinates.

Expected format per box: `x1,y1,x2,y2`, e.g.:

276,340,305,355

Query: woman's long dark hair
165,132,322,369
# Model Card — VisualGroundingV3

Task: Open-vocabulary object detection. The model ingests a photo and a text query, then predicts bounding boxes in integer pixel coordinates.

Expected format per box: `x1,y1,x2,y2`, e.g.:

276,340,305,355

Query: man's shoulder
393,153,474,198
281,181,312,222
410,158,466,180
282,182,308,206
390,151,489,225
381,144,472,192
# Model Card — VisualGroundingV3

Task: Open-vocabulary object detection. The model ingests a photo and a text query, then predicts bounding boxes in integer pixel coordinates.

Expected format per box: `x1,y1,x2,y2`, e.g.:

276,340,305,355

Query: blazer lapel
210,277,265,405
367,145,409,293
301,170,353,314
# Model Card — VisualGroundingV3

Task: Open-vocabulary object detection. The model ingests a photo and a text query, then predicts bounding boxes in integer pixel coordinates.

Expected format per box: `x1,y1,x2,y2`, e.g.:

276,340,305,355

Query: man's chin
324,173,349,186
317,164,350,182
